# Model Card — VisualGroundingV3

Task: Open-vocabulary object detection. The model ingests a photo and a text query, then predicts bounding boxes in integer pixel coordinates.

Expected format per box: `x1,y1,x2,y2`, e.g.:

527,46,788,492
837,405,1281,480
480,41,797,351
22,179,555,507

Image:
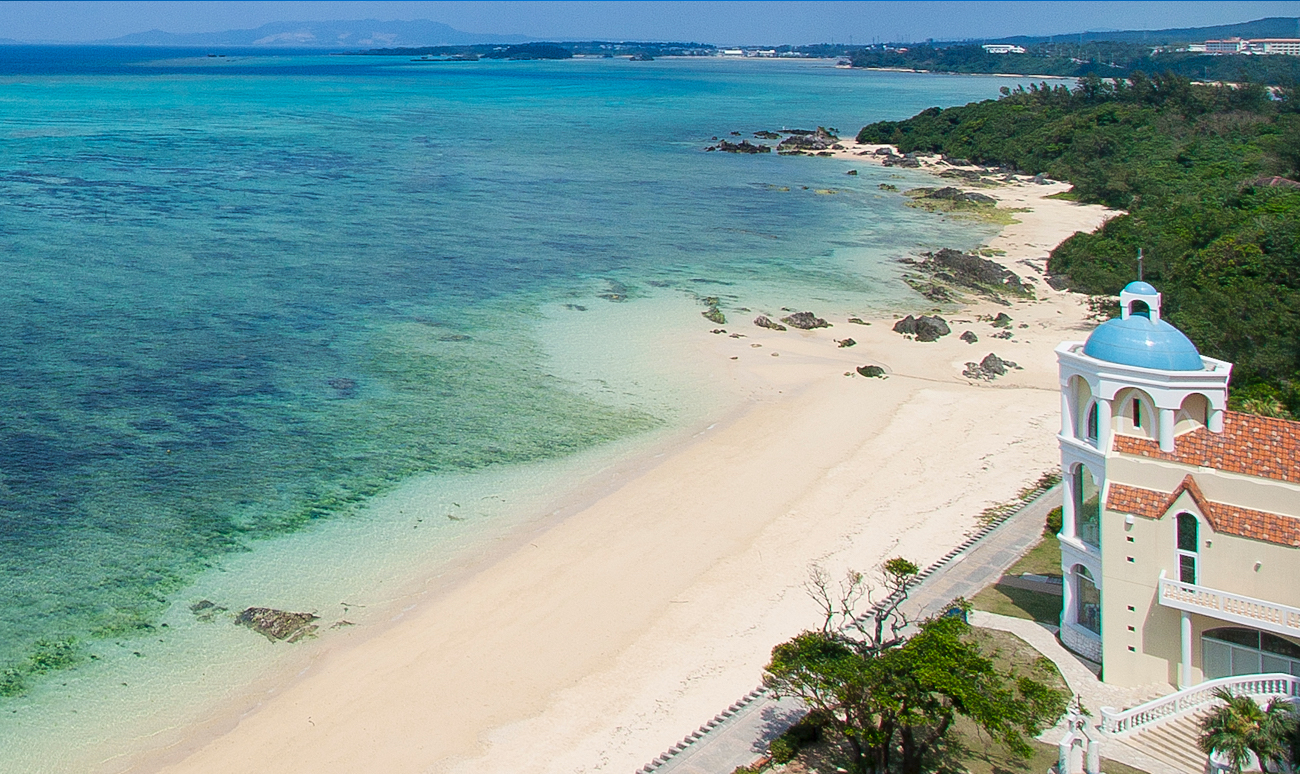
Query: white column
1208,407,1224,433
1097,399,1112,449
1159,408,1176,451
1086,739,1101,774
1061,466,1076,539
1061,388,1073,437
1180,611,1193,688
1062,569,1076,629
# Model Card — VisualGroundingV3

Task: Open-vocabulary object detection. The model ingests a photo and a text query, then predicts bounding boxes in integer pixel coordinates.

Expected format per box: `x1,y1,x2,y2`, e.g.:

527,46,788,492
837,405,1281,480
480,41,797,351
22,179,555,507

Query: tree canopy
858,73,1300,415
764,563,1067,773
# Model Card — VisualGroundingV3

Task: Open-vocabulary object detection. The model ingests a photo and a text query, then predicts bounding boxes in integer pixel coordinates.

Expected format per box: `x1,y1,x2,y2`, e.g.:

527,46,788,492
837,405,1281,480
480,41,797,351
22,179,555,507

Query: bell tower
1052,281,1231,665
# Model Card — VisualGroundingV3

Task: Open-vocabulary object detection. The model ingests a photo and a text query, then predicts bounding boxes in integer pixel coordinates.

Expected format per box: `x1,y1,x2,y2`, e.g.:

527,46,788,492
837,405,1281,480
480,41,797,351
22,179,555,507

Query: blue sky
3,1,1298,45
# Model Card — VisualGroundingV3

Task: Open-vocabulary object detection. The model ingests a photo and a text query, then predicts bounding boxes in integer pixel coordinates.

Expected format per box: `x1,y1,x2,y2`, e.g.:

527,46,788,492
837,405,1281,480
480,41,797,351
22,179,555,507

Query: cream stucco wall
1098,482,1300,686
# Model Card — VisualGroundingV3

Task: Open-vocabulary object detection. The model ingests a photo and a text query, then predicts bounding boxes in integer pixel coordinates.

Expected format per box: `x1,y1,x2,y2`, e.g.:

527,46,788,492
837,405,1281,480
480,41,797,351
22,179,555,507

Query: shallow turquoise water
0,49,1047,739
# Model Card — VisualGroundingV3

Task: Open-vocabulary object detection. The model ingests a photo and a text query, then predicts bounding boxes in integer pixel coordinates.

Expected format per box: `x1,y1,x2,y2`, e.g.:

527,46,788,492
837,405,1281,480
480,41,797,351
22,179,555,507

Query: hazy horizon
2,1,1298,47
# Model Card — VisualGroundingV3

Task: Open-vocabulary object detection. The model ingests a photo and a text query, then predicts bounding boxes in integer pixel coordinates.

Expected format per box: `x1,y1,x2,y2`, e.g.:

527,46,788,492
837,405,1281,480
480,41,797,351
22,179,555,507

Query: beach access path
645,485,1063,774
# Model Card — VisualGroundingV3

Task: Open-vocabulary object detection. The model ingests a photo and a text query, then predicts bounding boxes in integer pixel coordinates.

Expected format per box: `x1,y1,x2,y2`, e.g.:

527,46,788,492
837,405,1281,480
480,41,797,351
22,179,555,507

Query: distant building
720,49,745,57
1205,37,1300,55
1205,37,1248,54
1055,281,1300,689
1250,38,1300,55
982,44,1027,55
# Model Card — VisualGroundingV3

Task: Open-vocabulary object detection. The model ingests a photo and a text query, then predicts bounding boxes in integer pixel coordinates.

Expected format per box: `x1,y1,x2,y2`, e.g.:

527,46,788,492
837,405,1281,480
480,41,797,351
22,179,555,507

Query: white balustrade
1100,673,1300,736
1158,577,1300,638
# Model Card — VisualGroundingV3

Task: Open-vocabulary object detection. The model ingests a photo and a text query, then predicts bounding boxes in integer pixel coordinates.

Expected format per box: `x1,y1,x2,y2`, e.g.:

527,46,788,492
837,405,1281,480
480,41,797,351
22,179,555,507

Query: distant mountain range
984,16,1300,46
88,19,531,48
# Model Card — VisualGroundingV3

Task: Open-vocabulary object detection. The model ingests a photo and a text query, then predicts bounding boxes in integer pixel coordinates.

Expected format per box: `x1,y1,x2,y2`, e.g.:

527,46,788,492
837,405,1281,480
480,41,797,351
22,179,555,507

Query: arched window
1073,466,1100,548
1202,628,1300,679
1129,300,1151,319
1086,403,1099,442
1176,513,1198,584
1074,565,1101,635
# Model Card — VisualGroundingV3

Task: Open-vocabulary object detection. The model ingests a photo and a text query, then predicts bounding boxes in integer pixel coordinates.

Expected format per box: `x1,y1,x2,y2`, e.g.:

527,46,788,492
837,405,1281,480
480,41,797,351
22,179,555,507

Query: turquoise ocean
0,48,1056,770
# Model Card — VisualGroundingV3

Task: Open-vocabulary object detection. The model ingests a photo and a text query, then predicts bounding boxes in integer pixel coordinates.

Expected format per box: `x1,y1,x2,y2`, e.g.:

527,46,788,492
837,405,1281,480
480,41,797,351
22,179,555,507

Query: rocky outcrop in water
709,140,771,154
777,127,837,153
780,311,830,330
753,315,787,331
190,600,228,623
900,249,1031,304
235,607,320,643
892,314,950,342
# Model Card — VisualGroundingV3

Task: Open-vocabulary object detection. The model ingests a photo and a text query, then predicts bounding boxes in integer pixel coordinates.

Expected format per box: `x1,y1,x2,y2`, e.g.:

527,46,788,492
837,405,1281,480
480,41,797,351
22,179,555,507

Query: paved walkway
974,611,1182,774
644,485,1063,774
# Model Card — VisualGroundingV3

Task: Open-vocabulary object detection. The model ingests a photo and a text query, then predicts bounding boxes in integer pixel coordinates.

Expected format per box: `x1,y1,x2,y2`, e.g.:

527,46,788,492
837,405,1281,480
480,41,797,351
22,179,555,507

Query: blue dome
1123,281,1159,295
1083,315,1204,371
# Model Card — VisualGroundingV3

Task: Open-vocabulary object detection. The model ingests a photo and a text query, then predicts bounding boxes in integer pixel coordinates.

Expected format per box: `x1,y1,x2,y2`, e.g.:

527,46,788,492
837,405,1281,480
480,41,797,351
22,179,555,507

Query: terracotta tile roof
1107,475,1300,547
1112,411,1300,484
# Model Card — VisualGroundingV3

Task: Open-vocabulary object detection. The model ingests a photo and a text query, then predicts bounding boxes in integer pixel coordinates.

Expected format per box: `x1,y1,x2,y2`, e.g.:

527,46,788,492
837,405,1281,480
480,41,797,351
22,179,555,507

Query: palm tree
1199,688,1299,773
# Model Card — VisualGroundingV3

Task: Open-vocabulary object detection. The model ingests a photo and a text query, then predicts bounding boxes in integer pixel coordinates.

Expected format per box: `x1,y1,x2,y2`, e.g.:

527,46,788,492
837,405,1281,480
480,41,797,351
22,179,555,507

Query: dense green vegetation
858,74,1300,415
848,42,1300,85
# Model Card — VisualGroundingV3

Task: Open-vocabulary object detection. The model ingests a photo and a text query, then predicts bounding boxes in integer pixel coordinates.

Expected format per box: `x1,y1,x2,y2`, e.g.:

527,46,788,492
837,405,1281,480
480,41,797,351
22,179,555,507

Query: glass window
1233,647,1262,676
1133,398,1142,428
1074,565,1101,635
1203,638,1231,680
1177,513,1198,552
1074,466,1100,548
1176,513,1198,584
1087,403,1099,441
1207,628,1260,649
1261,632,1300,660
1203,629,1300,679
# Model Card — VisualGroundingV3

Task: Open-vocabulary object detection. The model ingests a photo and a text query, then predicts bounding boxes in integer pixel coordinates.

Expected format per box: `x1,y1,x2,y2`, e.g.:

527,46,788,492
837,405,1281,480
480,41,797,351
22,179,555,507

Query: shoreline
124,151,1117,774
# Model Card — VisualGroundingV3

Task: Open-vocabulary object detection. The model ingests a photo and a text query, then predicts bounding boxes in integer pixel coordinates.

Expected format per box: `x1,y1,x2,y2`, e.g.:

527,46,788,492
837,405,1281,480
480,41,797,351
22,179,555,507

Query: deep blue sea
0,47,1057,769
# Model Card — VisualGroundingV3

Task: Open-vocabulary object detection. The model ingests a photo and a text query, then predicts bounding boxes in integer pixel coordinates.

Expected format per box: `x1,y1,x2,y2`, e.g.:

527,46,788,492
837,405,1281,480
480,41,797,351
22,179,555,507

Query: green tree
1198,688,1299,773
764,563,1067,773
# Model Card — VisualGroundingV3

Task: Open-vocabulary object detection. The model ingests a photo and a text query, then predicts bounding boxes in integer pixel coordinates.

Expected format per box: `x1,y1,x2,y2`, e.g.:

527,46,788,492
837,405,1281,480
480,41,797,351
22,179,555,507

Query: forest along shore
137,149,1117,774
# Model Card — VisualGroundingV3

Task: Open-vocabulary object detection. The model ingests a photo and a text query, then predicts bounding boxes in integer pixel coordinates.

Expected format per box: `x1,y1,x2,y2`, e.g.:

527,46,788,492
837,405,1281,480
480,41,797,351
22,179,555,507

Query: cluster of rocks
874,147,921,168
753,130,781,139
907,187,997,206
900,249,1032,305
777,127,841,155
701,296,727,324
192,601,323,644
235,607,320,643
892,314,950,342
856,364,886,378
707,140,771,154
781,311,830,329
962,353,1021,381
752,310,831,331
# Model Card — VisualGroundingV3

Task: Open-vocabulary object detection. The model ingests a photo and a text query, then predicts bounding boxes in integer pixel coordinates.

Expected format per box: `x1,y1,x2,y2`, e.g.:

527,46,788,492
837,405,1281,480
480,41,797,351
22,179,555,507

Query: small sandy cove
140,148,1116,774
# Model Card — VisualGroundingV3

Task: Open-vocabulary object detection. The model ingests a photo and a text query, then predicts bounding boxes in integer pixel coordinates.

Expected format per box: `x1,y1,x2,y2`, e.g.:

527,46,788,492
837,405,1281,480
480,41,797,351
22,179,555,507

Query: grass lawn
768,629,1150,774
972,508,1064,625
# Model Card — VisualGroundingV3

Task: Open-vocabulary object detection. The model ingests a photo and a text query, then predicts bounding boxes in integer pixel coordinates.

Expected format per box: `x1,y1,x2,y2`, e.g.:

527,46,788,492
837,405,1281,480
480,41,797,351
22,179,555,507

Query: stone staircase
1124,711,1209,774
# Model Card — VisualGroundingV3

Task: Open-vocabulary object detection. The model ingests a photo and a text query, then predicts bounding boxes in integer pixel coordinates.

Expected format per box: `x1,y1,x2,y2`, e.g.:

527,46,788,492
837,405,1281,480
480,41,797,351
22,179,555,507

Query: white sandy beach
129,152,1117,774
